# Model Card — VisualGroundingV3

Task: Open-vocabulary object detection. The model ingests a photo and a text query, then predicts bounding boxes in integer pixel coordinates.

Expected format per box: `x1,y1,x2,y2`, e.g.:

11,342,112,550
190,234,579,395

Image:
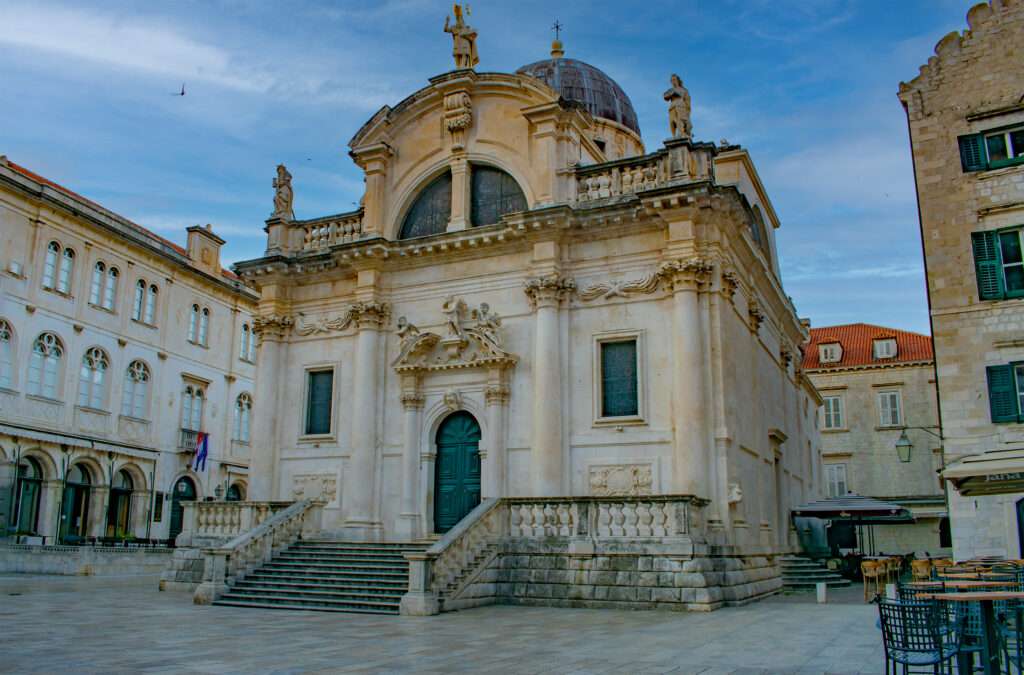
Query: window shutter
972,230,1006,301
306,371,334,435
959,133,987,172
986,364,1018,423
601,341,638,417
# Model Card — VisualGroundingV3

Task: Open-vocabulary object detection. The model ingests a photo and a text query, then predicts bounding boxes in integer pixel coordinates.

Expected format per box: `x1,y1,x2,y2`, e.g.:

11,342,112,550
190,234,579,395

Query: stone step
246,570,408,583
218,590,400,611
236,579,405,594
785,579,853,589
295,541,427,549
781,569,845,578
212,598,398,615
262,561,409,573
224,586,404,602
242,574,408,588
275,552,409,564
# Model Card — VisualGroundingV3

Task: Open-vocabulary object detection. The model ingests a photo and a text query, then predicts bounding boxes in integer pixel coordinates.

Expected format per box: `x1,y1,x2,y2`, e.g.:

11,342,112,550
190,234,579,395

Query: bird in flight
172,83,185,97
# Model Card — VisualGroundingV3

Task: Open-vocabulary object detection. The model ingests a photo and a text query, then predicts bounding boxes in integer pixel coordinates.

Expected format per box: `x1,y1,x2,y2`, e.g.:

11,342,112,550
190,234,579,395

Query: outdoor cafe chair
877,598,960,674
912,559,934,582
863,560,886,602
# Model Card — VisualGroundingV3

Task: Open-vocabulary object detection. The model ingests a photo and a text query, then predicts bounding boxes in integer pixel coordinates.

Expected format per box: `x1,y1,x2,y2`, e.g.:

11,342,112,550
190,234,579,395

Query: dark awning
791,493,915,524
942,448,1024,497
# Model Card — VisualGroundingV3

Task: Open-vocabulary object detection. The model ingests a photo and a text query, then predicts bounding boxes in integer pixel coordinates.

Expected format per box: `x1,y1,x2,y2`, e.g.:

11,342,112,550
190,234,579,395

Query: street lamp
214,484,224,500
895,430,913,463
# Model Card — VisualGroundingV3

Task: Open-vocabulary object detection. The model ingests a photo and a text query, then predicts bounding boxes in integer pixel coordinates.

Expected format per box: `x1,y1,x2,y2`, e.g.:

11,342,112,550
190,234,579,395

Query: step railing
176,500,295,546
193,499,323,604
400,495,706,615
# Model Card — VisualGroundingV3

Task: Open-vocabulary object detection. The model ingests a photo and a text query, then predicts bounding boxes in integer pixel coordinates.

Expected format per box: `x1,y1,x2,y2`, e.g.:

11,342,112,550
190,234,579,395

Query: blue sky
0,1,976,334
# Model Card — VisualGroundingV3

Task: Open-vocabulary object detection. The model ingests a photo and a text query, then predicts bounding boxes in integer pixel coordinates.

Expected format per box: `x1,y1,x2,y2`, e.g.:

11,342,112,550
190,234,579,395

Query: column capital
352,301,391,330
485,384,510,406
658,257,713,293
252,314,294,342
524,274,575,309
401,392,426,410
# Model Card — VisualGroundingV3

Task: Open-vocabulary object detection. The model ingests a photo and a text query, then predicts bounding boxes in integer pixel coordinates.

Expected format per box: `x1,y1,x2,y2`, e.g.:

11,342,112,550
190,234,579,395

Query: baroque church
230,9,821,612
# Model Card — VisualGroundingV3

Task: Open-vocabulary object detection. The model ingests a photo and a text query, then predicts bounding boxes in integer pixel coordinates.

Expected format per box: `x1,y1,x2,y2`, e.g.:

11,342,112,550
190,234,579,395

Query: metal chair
877,599,960,674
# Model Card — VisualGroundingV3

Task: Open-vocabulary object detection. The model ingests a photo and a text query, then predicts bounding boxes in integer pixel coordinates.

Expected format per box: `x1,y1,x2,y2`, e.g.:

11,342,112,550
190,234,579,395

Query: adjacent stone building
230,25,821,612
899,0,1024,559
0,157,257,544
804,323,949,555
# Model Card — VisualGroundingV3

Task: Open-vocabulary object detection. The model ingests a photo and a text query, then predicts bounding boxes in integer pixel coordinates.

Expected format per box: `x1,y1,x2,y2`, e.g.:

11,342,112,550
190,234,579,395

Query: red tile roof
803,323,933,370
4,158,240,282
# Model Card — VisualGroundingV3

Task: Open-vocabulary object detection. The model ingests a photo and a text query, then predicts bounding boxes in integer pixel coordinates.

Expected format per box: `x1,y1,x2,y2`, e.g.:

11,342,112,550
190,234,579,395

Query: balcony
179,428,202,451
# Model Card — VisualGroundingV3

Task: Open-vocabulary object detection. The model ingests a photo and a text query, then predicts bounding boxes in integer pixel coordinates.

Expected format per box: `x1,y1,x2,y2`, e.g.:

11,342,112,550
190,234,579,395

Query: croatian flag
192,432,209,472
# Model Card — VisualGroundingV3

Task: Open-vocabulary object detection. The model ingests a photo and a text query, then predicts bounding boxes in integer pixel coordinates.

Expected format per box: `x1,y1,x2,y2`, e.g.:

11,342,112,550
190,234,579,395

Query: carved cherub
472,302,502,346
442,295,467,339
395,316,420,345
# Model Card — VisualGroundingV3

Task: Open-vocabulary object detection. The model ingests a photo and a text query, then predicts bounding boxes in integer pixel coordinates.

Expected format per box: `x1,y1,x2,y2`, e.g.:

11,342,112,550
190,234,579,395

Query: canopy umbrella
942,447,1024,497
792,493,915,556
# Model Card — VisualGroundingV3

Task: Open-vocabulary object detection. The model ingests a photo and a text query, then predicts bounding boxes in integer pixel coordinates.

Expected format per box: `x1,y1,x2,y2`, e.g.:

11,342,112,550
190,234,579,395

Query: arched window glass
0,319,13,389
27,333,63,398
240,325,253,362
198,308,209,346
399,171,452,239
90,262,105,305
115,469,133,491
102,267,118,310
188,304,199,342
234,392,252,442
121,360,150,418
57,248,75,294
42,242,60,289
132,280,145,321
144,285,158,324
78,347,109,409
471,165,527,227
68,463,91,485
182,384,205,431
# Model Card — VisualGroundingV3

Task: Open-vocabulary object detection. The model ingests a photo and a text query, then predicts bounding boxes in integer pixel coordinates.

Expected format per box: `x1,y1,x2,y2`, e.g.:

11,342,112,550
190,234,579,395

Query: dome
516,55,641,136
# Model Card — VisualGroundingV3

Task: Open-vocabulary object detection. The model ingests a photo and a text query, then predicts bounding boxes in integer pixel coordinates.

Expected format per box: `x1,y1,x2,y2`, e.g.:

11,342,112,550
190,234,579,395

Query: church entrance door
433,412,481,534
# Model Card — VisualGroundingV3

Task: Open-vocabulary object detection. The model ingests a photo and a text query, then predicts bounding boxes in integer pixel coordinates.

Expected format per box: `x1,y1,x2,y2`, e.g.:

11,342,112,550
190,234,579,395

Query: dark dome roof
516,57,640,135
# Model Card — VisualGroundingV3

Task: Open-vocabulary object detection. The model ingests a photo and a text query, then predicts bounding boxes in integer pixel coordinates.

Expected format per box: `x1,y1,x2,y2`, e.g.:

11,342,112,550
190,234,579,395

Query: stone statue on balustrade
272,164,294,221
444,4,479,70
663,73,692,140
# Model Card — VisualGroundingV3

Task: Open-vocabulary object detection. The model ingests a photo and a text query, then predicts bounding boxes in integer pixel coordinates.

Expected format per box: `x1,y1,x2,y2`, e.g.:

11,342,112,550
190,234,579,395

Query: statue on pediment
444,4,479,70
272,164,294,220
664,74,692,140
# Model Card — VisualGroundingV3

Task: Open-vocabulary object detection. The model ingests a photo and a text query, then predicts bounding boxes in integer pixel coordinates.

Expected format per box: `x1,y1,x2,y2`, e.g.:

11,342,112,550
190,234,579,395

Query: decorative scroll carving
295,302,390,335
291,473,338,504
252,314,294,342
523,274,576,308
444,91,473,151
589,464,654,497
294,311,356,336
577,270,663,302
393,297,517,373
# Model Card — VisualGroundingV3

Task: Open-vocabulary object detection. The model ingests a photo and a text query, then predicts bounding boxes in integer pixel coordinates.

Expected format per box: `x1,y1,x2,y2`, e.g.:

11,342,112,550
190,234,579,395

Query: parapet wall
0,543,172,577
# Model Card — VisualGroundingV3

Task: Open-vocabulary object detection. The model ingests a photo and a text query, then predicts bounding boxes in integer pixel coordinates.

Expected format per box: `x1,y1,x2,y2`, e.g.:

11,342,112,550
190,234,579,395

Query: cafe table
926,591,1024,675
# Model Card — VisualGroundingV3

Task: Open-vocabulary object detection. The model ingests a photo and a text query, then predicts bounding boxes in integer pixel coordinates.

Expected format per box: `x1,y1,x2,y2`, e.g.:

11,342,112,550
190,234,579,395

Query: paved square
0,575,883,674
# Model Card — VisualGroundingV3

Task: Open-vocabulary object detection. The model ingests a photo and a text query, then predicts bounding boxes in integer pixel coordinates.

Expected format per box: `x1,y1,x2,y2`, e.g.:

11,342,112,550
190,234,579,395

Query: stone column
249,314,293,501
344,301,390,536
89,486,109,538
524,274,575,496
350,145,394,237
39,479,63,543
483,373,510,498
664,258,713,497
396,376,424,539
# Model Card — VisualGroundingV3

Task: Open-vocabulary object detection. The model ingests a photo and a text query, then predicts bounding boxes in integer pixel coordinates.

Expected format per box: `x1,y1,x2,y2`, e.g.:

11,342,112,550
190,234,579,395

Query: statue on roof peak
444,4,479,70
664,73,692,140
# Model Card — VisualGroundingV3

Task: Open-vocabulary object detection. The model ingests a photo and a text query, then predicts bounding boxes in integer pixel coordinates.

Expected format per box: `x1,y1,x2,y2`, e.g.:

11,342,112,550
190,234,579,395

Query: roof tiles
803,323,933,371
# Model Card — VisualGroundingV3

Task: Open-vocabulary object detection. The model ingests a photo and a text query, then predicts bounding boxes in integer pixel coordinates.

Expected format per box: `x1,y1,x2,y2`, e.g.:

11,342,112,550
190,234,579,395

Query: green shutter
972,230,1006,300
305,371,333,435
986,364,1018,423
601,340,639,417
959,133,987,172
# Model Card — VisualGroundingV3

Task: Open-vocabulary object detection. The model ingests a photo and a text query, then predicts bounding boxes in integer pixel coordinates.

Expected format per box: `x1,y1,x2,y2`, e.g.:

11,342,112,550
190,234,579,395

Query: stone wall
0,543,171,576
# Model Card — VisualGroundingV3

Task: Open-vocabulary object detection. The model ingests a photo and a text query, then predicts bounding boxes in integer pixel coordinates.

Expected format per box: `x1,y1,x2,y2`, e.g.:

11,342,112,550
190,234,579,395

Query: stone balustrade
574,141,715,205
300,211,363,251
192,499,322,604
178,501,293,545
508,496,696,539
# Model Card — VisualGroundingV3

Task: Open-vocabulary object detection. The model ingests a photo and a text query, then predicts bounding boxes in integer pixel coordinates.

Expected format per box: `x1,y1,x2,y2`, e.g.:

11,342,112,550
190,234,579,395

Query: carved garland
294,301,391,336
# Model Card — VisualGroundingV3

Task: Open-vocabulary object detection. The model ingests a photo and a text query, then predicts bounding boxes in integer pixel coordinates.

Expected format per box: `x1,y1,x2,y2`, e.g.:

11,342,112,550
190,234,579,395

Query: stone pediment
392,296,517,373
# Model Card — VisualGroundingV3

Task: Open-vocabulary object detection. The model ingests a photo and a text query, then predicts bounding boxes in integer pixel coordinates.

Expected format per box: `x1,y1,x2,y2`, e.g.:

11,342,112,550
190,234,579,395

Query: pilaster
249,313,293,502
397,375,424,539
483,368,510,499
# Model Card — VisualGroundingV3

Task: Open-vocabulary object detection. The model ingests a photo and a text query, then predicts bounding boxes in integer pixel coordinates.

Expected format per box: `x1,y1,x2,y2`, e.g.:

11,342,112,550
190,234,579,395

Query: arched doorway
226,483,245,502
168,476,197,543
14,457,43,535
60,463,92,542
106,469,134,538
433,411,482,534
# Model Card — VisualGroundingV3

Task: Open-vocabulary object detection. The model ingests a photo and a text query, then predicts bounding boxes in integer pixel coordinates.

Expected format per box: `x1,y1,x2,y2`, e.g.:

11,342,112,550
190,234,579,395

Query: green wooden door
434,412,482,533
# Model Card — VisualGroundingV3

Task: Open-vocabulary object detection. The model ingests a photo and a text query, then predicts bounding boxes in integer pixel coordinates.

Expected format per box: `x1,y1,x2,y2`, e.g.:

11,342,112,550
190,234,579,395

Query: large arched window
471,165,526,227
42,241,76,293
0,319,13,389
234,392,252,443
188,304,199,342
239,324,255,362
122,360,150,418
399,171,452,239
57,247,75,294
78,347,109,409
90,262,118,310
27,332,63,398
182,384,205,431
15,457,44,534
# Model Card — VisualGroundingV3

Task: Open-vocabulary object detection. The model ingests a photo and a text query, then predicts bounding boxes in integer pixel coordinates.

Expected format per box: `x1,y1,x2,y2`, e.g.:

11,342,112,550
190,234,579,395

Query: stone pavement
0,575,884,674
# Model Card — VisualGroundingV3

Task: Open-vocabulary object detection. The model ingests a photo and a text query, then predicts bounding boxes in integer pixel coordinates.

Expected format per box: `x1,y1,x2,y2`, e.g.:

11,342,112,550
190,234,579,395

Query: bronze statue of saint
444,4,479,70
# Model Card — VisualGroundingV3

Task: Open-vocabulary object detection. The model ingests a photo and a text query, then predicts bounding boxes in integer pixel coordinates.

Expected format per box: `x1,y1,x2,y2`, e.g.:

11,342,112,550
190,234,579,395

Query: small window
78,347,109,409
181,384,205,431
132,280,146,321
822,395,843,430
121,360,150,419
826,463,848,498
873,338,897,359
234,393,252,443
90,262,105,305
239,324,255,362
878,390,902,427
144,285,158,324
960,126,1024,172
188,304,199,343
102,267,118,310
600,340,639,418
57,247,75,294
305,370,334,435
0,319,14,389
985,127,1024,164
42,242,60,289
198,308,210,346
819,343,842,364
27,332,63,399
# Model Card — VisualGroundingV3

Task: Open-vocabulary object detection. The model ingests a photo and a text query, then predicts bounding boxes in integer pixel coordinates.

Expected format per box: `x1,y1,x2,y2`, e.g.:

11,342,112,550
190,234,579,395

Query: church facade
235,22,821,609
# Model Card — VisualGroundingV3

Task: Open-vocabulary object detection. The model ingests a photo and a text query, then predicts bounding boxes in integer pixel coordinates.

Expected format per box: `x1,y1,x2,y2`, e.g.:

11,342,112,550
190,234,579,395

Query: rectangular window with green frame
986,363,1024,423
972,227,1024,301
959,124,1024,172
600,339,639,418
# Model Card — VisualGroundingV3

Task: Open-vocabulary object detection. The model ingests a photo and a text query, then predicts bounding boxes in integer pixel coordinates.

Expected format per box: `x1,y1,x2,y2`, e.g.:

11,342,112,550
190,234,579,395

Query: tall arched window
0,319,13,390
198,308,210,346
399,171,452,239
57,247,75,294
102,267,118,310
27,332,63,398
240,324,255,362
470,165,527,227
90,262,106,305
188,304,199,342
234,392,252,443
144,284,158,324
132,280,146,320
182,384,205,431
121,360,150,418
78,347,109,409
42,242,60,289
15,457,44,534
91,262,119,310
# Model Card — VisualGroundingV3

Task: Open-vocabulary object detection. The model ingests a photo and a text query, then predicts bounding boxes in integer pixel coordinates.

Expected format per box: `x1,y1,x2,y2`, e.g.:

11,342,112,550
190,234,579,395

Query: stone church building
230,18,821,611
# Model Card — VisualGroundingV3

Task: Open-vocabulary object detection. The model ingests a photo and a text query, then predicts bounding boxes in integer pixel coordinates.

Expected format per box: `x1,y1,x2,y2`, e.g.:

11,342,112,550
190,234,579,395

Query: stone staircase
780,555,851,590
212,540,428,614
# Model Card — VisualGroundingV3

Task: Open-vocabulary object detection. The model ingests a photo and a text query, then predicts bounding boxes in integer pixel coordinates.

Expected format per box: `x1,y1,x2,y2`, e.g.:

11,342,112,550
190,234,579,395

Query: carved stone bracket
401,392,426,410
748,302,765,334
780,347,793,368
484,384,510,406
523,274,576,309
720,270,739,301
252,314,294,342
444,91,473,151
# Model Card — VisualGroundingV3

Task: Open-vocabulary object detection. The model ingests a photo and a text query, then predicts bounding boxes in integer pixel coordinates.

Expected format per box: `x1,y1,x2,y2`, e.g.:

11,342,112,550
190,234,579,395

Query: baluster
556,503,571,536
531,504,545,537
623,502,639,537
597,503,611,537
610,503,625,537
542,503,557,536
636,502,653,537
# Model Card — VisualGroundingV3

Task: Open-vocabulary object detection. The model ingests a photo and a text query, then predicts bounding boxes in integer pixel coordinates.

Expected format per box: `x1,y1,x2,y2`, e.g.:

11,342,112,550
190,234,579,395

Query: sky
0,0,978,335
